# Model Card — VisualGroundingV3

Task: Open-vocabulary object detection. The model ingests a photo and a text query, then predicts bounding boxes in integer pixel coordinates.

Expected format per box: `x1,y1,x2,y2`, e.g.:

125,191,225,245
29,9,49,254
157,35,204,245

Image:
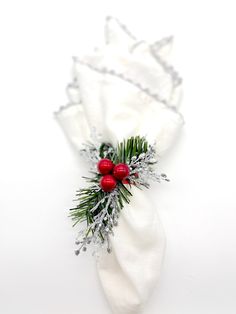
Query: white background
0,1,236,313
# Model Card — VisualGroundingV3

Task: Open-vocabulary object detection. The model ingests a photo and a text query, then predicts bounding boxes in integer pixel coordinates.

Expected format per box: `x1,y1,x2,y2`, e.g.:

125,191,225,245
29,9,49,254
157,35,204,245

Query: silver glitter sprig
128,144,169,188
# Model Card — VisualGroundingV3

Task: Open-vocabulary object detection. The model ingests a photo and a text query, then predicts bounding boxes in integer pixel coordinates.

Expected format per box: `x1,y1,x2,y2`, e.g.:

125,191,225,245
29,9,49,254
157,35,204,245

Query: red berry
122,178,130,185
97,158,114,175
113,163,130,181
100,175,117,192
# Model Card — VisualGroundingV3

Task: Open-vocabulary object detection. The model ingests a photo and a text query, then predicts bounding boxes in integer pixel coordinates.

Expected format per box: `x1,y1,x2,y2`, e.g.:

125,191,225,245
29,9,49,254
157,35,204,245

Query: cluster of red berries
97,158,130,192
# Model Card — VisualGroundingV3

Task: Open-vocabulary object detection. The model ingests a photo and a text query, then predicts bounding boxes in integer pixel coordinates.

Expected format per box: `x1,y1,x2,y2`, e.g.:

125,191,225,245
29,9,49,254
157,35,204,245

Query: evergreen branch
114,136,149,163
71,136,167,255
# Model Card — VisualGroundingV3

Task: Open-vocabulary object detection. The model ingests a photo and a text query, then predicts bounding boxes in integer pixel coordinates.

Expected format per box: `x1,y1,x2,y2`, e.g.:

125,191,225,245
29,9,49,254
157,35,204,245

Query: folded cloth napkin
56,17,183,314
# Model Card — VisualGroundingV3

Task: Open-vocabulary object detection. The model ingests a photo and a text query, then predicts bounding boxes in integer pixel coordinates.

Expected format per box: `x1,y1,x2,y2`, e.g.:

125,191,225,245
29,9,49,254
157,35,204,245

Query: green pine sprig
113,136,148,164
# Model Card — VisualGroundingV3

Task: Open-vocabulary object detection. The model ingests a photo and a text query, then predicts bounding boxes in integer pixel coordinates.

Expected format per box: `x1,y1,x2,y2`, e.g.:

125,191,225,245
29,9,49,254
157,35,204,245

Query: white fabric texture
55,17,183,314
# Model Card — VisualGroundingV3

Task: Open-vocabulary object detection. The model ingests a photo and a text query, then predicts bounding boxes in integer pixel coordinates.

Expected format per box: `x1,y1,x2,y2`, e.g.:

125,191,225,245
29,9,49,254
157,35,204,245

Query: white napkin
55,17,183,314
